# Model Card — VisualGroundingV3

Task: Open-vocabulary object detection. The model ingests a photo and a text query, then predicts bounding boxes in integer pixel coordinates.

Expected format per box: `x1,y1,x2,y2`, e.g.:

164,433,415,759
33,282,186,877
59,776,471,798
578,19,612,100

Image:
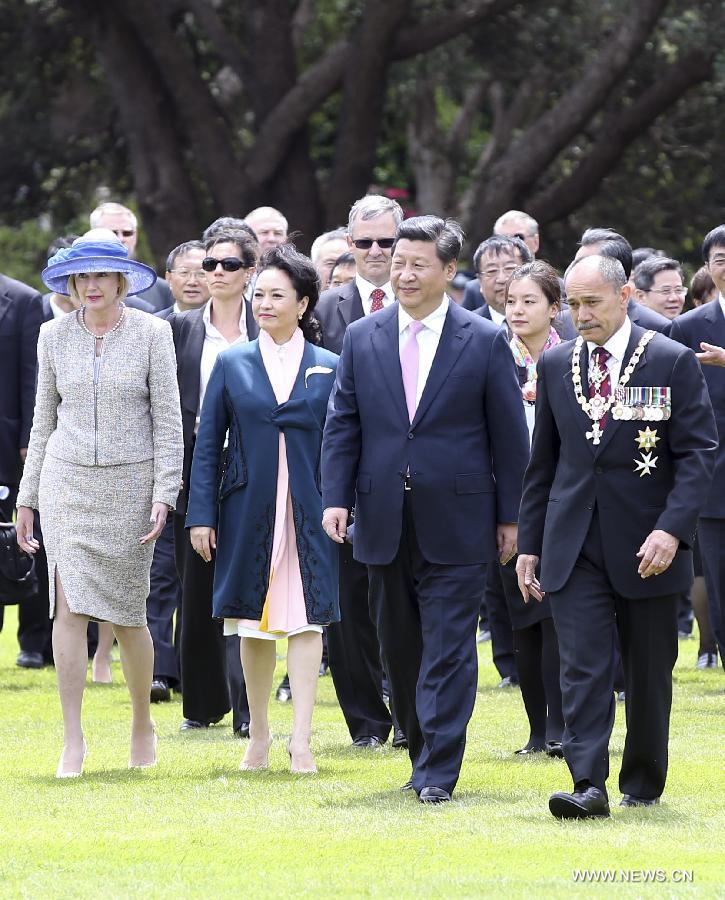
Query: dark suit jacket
321,301,530,566
669,301,725,518
628,297,671,335
168,300,258,514
155,305,175,321
518,325,717,598
316,281,365,354
138,279,173,313
474,303,578,341
0,274,44,485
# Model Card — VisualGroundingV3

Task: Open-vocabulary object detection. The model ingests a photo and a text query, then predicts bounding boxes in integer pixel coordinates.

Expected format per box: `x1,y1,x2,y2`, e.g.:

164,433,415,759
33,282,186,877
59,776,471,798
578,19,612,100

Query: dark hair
204,231,257,268
505,260,561,307
166,240,205,273
203,217,258,245
47,234,80,257
702,225,725,263
567,253,627,291
690,266,716,303
632,247,665,270
256,244,322,344
633,257,683,292
579,228,633,277
393,215,464,265
331,251,355,270
473,235,533,273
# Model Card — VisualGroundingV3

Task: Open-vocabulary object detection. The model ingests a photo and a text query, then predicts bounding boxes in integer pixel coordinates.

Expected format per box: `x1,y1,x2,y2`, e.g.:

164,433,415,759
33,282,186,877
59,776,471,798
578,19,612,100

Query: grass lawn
0,605,723,899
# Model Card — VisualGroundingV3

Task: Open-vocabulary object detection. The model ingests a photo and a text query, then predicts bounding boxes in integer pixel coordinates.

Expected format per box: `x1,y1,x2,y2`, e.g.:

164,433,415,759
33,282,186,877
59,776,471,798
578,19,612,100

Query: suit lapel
370,306,409,422
245,298,259,339
411,306,471,427
338,282,364,328
180,311,206,417
0,292,11,331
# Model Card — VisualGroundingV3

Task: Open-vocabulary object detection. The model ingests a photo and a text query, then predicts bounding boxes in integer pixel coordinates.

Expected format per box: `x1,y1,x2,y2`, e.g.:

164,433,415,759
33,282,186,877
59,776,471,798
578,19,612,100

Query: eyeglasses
646,287,687,297
479,264,519,279
111,229,136,238
201,257,246,272
351,238,395,250
169,269,205,280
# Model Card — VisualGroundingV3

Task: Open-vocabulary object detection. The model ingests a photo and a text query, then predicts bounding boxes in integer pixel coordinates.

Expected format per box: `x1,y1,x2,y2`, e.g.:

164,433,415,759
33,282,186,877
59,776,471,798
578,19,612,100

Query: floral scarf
509,327,561,402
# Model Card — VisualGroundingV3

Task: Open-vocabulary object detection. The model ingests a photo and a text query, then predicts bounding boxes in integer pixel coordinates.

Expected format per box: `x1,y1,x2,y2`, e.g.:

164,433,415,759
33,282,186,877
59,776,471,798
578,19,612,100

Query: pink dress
224,328,322,641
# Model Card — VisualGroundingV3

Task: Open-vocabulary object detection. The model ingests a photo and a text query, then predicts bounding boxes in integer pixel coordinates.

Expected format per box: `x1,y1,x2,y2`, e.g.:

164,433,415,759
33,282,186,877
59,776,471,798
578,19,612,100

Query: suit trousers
147,517,181,687
174,514,249,728
695,517,725,670
483,561,516,680
549,510,678,799
367,492,486,795
0,491,53,659
327,542,392,742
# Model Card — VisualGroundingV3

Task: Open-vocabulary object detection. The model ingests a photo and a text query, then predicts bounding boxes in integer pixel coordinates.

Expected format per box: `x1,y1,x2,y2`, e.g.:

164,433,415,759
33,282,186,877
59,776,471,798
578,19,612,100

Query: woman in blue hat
15,230,183,777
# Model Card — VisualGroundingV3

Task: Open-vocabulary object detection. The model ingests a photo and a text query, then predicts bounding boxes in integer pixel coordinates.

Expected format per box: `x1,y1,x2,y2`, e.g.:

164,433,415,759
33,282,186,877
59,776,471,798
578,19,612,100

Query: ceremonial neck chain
571,330,655,423
77,302,126,339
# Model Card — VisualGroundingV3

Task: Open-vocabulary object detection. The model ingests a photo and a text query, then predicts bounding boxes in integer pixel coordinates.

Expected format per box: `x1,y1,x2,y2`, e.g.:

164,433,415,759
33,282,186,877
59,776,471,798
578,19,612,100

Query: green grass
0,606,723,899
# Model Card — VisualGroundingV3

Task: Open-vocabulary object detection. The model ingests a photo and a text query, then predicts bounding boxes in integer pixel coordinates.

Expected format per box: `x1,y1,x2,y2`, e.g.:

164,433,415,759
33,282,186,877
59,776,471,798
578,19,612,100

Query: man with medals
516,254,717,819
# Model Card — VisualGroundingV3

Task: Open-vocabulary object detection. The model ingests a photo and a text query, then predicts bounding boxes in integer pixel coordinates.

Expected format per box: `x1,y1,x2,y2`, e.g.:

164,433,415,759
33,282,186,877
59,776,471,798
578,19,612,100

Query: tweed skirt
39,454,155,626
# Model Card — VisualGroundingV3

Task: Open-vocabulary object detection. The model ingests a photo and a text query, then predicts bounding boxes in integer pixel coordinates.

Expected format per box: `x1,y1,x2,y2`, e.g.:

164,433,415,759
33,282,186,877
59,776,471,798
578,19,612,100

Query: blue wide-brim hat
42,231,157,297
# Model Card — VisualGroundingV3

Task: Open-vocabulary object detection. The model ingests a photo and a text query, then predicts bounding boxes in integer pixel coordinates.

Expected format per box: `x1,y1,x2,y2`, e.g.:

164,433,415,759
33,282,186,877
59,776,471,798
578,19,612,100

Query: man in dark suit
316,194,402,749
669,224,725,671
322,216,530,803
517,254,717,819
0,272,49,666
168,231,257,735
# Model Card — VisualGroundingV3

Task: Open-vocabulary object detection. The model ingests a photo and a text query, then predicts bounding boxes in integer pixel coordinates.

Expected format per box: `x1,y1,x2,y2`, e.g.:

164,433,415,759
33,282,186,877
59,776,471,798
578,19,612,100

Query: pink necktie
400,321,425,422
370,288,385,313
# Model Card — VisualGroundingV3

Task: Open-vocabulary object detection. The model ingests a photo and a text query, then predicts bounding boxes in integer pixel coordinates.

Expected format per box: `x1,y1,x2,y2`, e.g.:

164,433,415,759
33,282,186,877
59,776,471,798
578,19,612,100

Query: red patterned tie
370,288,385,313
589,346,611,429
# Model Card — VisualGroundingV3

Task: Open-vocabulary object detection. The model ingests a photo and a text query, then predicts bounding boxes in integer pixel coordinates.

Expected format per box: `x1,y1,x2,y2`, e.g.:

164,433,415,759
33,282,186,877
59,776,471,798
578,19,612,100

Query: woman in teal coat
187,245,339,775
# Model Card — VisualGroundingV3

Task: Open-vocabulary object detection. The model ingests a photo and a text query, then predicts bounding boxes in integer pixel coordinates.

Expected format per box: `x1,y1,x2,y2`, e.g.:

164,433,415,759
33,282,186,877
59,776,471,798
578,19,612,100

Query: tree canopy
0,0,723,284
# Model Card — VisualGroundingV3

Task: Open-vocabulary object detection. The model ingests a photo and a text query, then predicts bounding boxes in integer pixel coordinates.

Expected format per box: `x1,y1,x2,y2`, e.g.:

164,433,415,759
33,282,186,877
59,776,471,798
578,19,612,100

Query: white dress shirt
356,275,395,316
197,300,248,429
586,315,631,391
398,295,450,410
49,296,68,319
489,306,506,327
718,292,725,321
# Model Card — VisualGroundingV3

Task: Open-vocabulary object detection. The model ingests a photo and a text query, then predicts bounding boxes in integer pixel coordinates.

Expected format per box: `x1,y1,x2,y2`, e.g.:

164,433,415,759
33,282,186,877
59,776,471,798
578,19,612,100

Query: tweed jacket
17,308,183,510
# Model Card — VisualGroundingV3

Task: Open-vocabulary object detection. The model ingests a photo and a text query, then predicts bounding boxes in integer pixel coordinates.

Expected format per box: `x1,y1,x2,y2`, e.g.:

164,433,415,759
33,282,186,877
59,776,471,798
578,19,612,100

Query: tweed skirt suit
17,309,184,626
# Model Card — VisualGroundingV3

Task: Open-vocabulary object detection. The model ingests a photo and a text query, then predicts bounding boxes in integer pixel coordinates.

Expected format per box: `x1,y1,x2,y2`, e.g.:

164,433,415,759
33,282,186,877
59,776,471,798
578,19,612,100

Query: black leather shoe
419,786,451,804
549,786,610,819
180,716,223,731
498,675,519,688
150,678,171,702
235,722,250,739
620,794,659,808
515,743,545,755
16,651,44,669
352,735,383,749
545,741,564,758
391,729,408,749
400,779,415,792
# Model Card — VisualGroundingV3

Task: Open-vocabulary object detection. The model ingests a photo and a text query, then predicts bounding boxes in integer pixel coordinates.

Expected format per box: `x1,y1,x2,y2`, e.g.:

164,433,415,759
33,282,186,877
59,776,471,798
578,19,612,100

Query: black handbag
0,521,38,605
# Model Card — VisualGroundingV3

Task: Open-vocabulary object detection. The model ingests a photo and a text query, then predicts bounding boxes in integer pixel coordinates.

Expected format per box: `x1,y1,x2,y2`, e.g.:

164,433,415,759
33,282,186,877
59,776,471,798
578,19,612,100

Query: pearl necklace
77,302,126,339
571,330,655,443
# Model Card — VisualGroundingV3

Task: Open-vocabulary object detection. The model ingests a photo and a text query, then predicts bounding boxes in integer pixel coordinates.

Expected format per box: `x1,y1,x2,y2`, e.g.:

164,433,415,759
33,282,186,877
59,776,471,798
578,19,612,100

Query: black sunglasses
201,256,246,272
351,238,395,250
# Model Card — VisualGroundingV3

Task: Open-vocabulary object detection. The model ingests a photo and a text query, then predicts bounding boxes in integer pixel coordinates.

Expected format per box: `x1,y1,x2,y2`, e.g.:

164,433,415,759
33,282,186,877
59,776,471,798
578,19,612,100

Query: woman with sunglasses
168,230,258,737
186,244,339,775
15,230,183,777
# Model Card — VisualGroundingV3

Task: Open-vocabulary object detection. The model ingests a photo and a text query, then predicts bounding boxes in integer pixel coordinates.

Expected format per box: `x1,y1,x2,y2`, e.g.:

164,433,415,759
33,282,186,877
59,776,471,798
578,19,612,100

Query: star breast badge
634,451,658,477
636,427,659,450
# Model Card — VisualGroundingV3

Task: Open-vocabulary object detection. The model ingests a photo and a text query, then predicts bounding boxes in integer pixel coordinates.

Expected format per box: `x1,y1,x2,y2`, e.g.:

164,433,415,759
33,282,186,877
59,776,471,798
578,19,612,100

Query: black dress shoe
150,678,171,702
419,786,451,804
549,786,610,819
515,745,545,755
351,735,383,749
16,651,44,669
545,741,564,758
498,675,519,688
400,779,415,792
391,728,408,749
235,722,250,739
620,794,660,808
180,715,223,731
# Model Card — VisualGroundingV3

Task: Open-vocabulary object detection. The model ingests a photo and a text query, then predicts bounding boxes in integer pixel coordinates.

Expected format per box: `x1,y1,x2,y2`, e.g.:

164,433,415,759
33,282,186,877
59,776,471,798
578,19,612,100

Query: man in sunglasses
316,194,404,751
89,202,174,313
167,230,258,738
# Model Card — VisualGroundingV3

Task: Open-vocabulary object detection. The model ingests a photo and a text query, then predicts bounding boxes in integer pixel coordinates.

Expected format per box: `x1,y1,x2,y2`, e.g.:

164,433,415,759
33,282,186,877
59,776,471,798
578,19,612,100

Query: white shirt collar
587,314,631,363
489,306,506,327
202,298,247,336
49,295,67,319
355,274,394,304
718,293,725,321
398,295,450,335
